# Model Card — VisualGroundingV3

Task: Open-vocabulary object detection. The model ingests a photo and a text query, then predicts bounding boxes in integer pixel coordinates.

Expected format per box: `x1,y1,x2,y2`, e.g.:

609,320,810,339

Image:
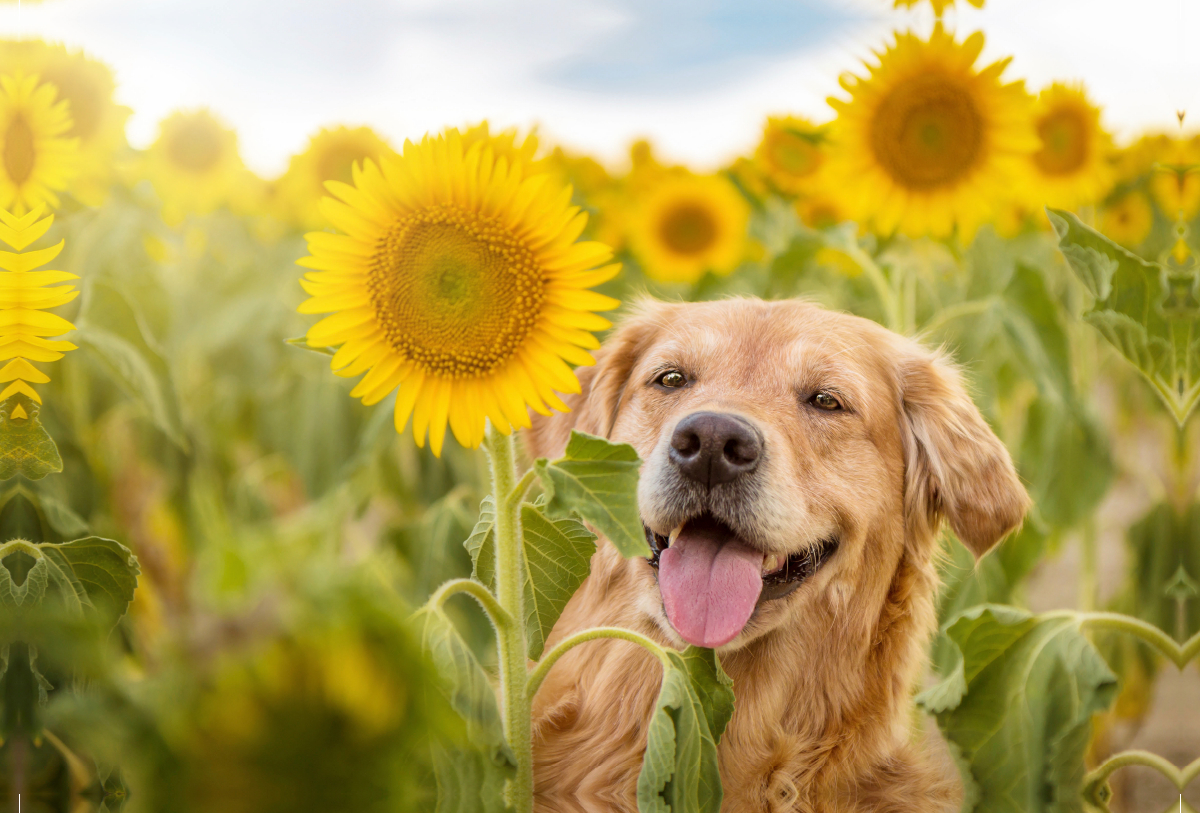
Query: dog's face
528,299,1027,651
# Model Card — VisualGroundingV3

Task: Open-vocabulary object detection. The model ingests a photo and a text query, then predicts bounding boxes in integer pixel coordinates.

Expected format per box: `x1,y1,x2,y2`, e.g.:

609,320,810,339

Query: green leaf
637,647,734,813
0,398,63,481
0,536,139,629
1050,208,1200,423
535,430,647,559
41,537,141,628
1117,502,1200,639
74,324,189,451
464,495,497,588
917,605,1118,813
285,335,336,356
519,504,596,659
465,497,597,660
431,739,514,813
0,546,49,608
413,602,515,777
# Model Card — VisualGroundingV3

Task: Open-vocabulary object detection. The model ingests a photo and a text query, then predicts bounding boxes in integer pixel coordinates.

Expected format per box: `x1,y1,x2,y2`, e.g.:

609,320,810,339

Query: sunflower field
0,2,1198,812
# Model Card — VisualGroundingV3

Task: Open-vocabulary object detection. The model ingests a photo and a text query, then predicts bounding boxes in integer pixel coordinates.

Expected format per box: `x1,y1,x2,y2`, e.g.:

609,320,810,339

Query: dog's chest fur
529,546,959,813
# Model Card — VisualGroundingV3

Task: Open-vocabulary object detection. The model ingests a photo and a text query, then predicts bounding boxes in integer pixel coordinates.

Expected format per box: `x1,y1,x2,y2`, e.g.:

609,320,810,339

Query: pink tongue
658,520,763,648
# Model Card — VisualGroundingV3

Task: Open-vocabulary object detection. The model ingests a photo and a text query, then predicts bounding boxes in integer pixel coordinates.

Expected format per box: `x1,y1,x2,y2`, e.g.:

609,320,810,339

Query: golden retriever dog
524,298,1029,813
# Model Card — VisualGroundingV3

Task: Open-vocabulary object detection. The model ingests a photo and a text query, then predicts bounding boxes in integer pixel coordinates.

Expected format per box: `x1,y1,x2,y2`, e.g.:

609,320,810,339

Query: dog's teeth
668,524,684,546
761,554,782,575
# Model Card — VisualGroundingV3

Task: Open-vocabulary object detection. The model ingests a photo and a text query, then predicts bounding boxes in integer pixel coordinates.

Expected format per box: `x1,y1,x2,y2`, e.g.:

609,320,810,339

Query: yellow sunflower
754,116,827,197
824,25,1036,240
795,194,849,230
0,206,78,414
276,125,396,230
893,0,984,15
1099,190,1154,247
142,109,247,225
1026,83,1113,210
1147,137,1200,220
2,41,132,206
297,127,621,456
0,72,79,214
628,171,749,284
462,121,540,170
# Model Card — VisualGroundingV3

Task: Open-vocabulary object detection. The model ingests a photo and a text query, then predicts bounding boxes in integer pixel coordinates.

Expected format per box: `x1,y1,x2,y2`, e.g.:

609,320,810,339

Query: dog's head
526,298,1028,651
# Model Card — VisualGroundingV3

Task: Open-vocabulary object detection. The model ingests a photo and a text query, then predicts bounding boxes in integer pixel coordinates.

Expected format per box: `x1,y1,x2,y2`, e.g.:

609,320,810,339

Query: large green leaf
431,739,513,813
0,536,139,630
534,430,647,558
465,497,597,660
1049,209,1200,423
0,398,63,481
637,647,734,813
918,605,1118,813
74,279,189,450
413,602,515,778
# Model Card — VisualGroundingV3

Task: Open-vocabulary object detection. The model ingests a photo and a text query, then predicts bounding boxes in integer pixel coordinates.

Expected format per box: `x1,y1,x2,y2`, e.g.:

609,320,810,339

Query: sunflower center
41,69,102,141
1033,109,1087,176
869,74,984,190
658,202,718,255
368,204,544,378
769,133,820,178
167,120,224,173
3,115,36,185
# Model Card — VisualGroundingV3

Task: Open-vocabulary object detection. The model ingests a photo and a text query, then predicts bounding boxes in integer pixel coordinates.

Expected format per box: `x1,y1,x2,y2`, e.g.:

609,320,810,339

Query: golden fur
524,298,1028,812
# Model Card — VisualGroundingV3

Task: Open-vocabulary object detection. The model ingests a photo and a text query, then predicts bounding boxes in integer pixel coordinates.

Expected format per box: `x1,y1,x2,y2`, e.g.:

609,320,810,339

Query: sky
0,0,1196,176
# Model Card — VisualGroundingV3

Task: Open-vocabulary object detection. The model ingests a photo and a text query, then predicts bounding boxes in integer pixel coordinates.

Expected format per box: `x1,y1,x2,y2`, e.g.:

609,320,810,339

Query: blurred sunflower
462,120,540,169
0,207,78,414
2,41,132,206
142,109,246,225
628,172,749,284
1100,190,1154,247
1027,83,1113,209
298,126,620,456
824,25,1036,240
893,0,984,14
753,116,827,197
0,71,79,213
1113,133,1171,182
276,126,396,230
545,145,610,200
1147,137,1200,220
795,194,849,230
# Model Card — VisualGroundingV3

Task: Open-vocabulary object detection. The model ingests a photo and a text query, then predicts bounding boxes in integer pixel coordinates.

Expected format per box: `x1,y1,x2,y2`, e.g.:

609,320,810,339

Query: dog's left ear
900,350,1029,559
522,306,662,461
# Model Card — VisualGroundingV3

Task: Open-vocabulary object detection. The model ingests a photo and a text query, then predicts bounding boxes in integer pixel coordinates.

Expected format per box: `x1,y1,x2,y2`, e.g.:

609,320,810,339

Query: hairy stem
484,426,534,811
429,578,510,630
526,626,671,701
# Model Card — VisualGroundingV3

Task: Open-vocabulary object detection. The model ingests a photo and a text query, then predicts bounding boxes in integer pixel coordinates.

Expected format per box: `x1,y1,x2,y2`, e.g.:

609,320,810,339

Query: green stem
484,425,534,811
429,578,510,630
1079,517,1099,613
1074,611,1200,668
917,297,996,338
902,261,918,335
526,626,672,701
508,469,537,510
843,243,902,333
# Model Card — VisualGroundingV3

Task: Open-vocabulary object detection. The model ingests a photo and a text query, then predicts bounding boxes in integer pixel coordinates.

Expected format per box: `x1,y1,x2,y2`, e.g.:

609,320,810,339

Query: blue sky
1,0,1197,175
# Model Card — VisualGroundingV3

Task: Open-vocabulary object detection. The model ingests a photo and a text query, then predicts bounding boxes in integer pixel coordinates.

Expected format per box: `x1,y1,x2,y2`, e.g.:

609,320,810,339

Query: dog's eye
657,370,687,389
810,391,842,411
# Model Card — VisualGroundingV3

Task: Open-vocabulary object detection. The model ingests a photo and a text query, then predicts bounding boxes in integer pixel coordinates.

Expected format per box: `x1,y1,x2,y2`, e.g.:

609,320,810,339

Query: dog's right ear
523,309,661,461
900,349,1029,560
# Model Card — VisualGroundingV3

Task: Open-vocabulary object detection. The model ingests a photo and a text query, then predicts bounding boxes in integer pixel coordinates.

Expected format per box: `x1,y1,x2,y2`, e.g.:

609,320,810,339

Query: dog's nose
669,411,762,487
